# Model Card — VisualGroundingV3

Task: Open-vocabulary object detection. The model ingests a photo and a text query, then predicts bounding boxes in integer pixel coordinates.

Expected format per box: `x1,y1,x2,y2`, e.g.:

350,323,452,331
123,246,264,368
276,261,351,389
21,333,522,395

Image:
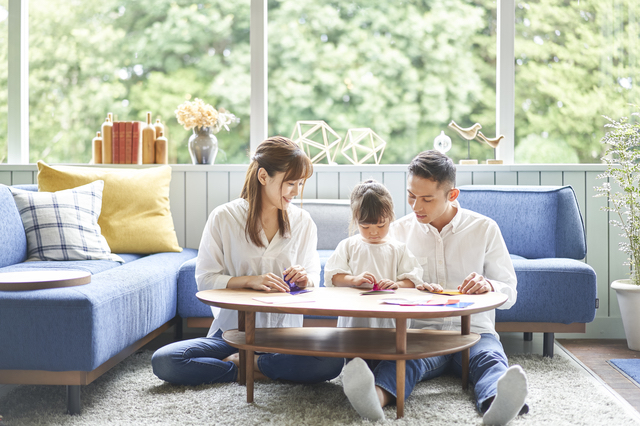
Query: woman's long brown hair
240,136,313,247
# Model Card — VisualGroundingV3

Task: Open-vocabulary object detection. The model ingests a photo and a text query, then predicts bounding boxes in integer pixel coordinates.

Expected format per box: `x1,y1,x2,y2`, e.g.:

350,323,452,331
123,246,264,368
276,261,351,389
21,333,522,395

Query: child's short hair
349,179,395,232
408,150,456,189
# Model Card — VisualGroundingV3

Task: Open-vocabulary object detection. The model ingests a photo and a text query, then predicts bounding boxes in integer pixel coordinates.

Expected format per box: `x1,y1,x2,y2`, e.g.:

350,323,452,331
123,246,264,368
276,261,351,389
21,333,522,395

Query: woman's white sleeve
195,212,233,291
323,239,352,287
396,245,425,287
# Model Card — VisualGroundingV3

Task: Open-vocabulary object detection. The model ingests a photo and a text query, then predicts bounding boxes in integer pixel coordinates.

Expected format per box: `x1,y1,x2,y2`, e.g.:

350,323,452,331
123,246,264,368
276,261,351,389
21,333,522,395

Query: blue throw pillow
9,180,123,263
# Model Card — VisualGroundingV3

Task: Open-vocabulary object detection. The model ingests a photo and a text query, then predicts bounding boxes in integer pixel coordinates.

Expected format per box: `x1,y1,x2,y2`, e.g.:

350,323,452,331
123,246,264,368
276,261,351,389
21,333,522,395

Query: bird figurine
448,121,482,141
475,131,504,149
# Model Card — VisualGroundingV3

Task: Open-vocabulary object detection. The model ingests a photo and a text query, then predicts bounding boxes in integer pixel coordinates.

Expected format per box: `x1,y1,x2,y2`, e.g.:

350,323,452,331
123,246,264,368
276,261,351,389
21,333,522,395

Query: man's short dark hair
408,150,456,189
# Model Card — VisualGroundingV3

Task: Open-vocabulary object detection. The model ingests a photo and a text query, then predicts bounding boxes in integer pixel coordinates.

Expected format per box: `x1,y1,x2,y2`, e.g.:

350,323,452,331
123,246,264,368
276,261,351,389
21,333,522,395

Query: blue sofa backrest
0,185,28,268
457,185,586,260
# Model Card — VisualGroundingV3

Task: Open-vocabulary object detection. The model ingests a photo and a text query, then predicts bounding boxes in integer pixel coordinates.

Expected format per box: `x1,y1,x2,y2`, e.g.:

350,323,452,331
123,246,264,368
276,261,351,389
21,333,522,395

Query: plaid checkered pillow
9,180,123,262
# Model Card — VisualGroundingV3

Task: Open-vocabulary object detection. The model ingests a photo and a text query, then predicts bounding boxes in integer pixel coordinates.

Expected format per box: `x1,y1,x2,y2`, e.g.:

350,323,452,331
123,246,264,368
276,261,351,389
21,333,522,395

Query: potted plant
595,111,640,350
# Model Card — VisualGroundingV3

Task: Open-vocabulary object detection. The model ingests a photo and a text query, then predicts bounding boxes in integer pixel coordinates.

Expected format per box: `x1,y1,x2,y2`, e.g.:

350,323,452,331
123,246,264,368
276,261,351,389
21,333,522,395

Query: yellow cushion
37,161,182,254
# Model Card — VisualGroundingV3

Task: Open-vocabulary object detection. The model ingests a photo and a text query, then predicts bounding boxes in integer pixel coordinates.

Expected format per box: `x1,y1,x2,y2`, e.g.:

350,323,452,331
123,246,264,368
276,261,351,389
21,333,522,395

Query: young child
323,179,424,328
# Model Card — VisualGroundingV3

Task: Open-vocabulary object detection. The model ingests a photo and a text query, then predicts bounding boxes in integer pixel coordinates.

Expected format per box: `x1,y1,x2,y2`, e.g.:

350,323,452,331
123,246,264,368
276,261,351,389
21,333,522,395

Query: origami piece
290,120,342,164
340,128,387,165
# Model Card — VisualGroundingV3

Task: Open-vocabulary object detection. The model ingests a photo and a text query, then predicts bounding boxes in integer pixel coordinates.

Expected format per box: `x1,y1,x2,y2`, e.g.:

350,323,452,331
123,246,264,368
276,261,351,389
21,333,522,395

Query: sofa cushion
0,248,197,371
294,199,351,250
495,257,597,324
0,185,27,268
457,185,586,259
9,181,123,263
36,161,181,254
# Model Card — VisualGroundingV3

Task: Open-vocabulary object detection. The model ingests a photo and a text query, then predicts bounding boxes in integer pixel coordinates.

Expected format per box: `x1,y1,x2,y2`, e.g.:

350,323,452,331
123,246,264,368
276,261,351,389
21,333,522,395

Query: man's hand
458,272,493,294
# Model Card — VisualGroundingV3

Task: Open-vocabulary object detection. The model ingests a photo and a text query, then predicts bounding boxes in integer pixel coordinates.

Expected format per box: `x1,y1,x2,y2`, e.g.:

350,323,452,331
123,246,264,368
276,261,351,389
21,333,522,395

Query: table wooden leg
237,311,246,385
245,311,256,403
461,315,470,391
396,318,407,419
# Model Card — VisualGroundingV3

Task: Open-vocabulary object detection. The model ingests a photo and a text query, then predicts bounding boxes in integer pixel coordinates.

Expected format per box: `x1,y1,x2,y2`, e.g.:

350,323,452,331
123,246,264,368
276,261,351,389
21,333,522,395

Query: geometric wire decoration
290,120,343,164
340,128,387,165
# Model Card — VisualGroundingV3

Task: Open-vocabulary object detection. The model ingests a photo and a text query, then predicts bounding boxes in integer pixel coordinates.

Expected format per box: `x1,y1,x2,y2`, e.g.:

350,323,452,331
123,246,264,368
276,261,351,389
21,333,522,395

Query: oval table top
196,287,508,319
0,270,92,291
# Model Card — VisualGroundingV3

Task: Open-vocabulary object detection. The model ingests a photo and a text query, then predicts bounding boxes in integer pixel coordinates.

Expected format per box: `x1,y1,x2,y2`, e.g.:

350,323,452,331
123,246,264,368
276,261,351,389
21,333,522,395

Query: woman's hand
284,265,309,287
377,279,399,290
416,282,444,292
458,272,493,294
247,273,290,292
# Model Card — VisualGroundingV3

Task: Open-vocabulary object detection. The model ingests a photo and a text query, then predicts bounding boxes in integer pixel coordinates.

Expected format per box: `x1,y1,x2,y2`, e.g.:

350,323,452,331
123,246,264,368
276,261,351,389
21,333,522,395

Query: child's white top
196,198,320,337
324,235,424,328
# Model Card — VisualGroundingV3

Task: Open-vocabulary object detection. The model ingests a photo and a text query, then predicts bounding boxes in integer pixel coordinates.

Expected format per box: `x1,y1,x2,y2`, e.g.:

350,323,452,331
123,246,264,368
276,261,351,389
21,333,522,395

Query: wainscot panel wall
0,163,624,339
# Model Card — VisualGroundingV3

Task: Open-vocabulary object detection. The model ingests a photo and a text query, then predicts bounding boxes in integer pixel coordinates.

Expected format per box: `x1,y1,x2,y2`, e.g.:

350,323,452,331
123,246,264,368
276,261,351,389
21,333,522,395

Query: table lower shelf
223,327,479,360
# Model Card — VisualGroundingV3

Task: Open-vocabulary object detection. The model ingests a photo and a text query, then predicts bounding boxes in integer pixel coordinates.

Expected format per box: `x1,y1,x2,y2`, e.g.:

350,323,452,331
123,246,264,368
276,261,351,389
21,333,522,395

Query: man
342,150,529,425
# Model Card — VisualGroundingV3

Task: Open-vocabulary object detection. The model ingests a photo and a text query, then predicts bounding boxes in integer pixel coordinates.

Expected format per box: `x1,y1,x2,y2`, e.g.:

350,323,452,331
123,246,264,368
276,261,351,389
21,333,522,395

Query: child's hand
416,282,444,292
284,265,309,288
377,279,399,290
352,272,376,287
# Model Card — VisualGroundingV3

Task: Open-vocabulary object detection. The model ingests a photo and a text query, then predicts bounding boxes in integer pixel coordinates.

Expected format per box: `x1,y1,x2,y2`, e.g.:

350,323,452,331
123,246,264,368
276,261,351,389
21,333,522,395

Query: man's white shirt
390,200,517,336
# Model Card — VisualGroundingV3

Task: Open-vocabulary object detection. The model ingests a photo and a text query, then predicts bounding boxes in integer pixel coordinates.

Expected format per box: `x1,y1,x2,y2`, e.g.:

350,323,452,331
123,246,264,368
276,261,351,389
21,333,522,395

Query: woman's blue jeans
371,333,508,413
152,330,344,386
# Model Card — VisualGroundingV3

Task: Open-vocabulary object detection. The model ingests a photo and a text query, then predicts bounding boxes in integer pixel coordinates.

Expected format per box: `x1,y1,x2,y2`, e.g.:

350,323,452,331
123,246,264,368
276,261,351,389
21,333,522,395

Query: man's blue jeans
152,330,344,386
372,333,508,412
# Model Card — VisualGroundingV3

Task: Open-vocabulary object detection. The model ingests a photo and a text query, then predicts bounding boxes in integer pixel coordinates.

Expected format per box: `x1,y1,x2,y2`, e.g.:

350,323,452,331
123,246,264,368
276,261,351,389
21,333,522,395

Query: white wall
0,163,624,339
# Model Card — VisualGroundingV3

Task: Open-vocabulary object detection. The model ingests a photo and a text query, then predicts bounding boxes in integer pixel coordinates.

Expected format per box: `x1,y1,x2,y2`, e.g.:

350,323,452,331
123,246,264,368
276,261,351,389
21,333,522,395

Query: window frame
6,0,517,164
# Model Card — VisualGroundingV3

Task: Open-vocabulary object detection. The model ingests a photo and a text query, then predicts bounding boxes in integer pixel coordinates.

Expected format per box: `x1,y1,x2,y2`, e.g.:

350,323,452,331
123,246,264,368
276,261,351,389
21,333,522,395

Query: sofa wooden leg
523,332,533,341
174,316,183,341
66,385,81,415
543,332,554,358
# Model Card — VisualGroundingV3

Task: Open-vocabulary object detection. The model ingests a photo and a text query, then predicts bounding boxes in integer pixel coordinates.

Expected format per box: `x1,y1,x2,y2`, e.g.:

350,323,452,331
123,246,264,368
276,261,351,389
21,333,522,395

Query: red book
119,121,126,164
125,121,133,164
132,122,141,164
112,122,119,163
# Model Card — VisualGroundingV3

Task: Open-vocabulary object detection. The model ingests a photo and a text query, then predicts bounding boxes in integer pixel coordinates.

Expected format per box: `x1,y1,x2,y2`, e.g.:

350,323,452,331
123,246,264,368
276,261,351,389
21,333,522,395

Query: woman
152,136,344,385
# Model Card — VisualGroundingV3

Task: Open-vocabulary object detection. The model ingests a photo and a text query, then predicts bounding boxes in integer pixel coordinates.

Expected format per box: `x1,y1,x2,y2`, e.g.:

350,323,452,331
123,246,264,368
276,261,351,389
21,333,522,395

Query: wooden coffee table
196,287,507,419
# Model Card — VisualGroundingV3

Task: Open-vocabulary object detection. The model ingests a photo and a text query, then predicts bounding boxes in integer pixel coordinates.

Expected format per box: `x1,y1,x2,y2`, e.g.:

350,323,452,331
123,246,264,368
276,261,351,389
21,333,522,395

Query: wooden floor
557,339,640,413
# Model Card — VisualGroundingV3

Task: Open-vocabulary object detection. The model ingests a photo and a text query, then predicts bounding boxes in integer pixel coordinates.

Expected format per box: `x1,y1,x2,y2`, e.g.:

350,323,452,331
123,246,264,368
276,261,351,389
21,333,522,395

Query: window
268,0,498,164
514,0,640,164
28,0,250,164
0,0,7,163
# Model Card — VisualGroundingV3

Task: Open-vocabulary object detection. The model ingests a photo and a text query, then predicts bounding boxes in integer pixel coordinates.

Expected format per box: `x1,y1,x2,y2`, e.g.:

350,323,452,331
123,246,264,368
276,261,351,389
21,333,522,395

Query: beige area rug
0,350,639,425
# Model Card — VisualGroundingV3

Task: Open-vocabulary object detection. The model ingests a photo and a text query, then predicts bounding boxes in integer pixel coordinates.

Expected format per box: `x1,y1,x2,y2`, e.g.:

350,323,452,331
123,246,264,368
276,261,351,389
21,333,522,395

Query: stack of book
110,121,142,164
92,112,168,165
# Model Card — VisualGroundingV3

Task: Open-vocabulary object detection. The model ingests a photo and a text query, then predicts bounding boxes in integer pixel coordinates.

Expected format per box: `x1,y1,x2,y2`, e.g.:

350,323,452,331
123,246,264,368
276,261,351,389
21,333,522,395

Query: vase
611,279,640,351
188,127,218,164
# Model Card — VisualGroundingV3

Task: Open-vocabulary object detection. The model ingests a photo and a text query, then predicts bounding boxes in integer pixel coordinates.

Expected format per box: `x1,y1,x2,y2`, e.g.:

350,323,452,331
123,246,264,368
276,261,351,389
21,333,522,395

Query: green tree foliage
514,0,640,163
0,0,638,164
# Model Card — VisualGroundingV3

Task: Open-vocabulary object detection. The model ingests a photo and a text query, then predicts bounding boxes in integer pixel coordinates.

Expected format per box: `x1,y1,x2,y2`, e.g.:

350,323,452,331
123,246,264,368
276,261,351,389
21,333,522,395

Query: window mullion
497,0,515,164
250,0,267,154
7,0,28,164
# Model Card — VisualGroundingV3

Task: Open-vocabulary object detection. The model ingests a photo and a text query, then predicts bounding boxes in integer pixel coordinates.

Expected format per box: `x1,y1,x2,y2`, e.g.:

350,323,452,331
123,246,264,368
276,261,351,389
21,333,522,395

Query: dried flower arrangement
175,98,238,134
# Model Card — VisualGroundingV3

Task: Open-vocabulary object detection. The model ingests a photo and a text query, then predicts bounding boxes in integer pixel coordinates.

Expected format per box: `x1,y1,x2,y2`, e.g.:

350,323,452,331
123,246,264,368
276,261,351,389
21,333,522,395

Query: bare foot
223,353,269,381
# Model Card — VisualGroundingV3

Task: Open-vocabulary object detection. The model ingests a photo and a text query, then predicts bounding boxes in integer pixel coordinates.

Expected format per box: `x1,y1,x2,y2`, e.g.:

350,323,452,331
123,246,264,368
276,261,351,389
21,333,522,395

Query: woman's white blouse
324,235,424,328
196,198,321,337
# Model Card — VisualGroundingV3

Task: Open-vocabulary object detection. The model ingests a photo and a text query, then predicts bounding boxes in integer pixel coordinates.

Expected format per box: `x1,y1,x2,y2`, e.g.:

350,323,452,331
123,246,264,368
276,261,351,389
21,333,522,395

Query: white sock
342,358,385,421
483,365,528,425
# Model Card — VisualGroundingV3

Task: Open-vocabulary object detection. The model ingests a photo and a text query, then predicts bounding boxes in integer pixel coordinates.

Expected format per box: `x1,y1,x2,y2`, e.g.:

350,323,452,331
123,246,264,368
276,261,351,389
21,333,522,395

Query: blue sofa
0,184,197,414
177,186,597,358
